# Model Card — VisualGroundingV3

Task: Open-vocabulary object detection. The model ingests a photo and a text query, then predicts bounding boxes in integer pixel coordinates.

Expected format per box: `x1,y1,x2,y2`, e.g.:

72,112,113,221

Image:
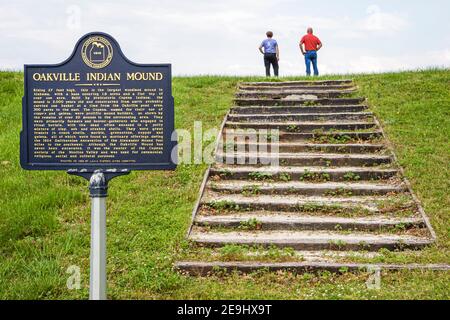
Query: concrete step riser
231,106,368,114
175,262,448,276
209,185,404,197
222,131,383,142
234,98,365,106
239,85,356,91
194,220,424,232
219,143,384,153
216,156,391,167
210,170,397,182
202,202,371,214
235,92,354,99
228,113,373,122
192,239,428,252
240,80,354,86
225,122,376,132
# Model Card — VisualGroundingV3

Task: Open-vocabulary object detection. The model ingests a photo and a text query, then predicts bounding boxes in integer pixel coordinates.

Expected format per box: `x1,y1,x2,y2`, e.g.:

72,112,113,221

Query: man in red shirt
299,27,322,76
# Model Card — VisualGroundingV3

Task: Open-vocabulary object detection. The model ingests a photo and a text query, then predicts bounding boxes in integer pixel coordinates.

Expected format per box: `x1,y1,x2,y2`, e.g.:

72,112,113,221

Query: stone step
222,129,383,142
210,165,397,181
201,193,412,214
234,97,365,106
235,90,356,99
230,105,368,114
175,261,450,276
218,142,385,154
207,180,406,196
228,112,374,122
238,84,356,91
215,152,392,166
183,248,380,263
194,214,424,231
225,121,377,132
188,228,432,251
239,80,354,86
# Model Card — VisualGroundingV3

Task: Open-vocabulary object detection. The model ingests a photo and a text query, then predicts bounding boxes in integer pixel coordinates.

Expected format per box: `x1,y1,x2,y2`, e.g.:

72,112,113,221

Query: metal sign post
90,193,106,299
68,169,130,300
89,171,107,300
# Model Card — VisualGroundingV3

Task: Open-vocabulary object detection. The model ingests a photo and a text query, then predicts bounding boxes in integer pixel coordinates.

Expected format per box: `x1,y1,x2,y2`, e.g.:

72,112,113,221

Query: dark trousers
264,53,279,77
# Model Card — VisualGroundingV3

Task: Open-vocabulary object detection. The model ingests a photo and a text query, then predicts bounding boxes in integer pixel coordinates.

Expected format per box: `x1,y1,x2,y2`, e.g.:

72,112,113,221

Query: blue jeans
305,51,319,76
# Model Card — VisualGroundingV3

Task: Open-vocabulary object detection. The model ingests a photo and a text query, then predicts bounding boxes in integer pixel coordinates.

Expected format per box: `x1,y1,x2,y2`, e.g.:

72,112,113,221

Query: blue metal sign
20,32,177,171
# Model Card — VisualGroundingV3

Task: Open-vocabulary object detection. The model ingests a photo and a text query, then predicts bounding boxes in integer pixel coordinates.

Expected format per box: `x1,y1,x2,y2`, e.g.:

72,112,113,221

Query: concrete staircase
175,80,437,275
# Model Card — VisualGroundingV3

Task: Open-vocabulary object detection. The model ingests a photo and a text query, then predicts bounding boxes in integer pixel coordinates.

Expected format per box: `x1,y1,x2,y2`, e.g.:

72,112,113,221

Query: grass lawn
0,69,449,299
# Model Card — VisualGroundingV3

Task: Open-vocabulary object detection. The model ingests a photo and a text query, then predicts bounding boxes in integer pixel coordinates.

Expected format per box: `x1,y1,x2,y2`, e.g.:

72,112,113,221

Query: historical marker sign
20,32,177,299
20,32,176,171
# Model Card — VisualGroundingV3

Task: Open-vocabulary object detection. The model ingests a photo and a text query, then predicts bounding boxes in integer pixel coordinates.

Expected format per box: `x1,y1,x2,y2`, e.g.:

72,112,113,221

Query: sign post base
68,169,130,300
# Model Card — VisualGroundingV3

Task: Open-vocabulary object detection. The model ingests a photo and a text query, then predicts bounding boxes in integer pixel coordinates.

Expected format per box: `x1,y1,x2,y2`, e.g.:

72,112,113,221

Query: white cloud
326,49,450,74
430,49,450,64
362,5,408,32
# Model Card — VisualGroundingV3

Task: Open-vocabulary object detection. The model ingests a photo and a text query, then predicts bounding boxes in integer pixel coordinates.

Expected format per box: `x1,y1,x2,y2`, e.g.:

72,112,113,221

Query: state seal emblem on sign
81,36,113,69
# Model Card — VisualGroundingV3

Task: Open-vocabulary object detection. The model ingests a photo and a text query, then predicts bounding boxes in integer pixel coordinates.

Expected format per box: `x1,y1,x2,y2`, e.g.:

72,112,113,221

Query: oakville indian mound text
21,32,176,170
31,72,164,82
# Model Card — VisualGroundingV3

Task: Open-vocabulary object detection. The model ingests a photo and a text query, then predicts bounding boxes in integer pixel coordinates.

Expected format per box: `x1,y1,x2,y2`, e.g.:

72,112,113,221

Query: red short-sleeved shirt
300,34,322,51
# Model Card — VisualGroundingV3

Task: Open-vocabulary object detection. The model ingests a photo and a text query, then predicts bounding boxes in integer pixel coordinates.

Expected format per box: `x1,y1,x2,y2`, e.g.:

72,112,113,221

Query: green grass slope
0,69,448,299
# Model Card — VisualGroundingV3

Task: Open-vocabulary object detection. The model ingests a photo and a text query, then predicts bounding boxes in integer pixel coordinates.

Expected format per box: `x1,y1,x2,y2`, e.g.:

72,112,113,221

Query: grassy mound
0,69,448,299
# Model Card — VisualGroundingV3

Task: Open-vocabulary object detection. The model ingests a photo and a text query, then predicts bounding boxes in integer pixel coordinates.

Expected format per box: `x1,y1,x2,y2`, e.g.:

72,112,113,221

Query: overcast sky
1,0,449,76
